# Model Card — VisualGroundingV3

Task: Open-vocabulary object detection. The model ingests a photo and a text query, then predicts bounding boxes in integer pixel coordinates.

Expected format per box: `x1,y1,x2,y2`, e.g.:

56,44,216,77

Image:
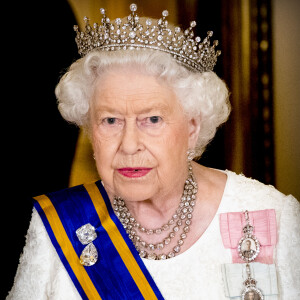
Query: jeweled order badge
238,211,260,262
242,264,264,300
239,211,263,299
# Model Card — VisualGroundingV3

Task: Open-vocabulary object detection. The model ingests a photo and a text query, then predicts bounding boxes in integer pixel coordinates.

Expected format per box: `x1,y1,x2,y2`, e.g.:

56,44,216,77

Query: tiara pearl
73,3,221,73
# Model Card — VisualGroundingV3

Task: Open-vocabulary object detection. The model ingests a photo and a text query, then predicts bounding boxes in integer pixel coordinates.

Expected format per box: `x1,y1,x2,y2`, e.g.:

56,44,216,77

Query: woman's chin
111,170,156,200
113,179,158,202
117,185,157,202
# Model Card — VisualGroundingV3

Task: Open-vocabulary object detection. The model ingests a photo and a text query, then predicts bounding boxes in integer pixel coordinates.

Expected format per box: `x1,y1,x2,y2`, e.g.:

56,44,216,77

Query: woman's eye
139,116,163,127
104,117,116,125
149,116,161,124
138,116,163,133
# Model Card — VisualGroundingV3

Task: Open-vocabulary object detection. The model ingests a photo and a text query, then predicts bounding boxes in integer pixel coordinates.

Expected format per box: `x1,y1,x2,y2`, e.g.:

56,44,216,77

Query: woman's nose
120,121,144,154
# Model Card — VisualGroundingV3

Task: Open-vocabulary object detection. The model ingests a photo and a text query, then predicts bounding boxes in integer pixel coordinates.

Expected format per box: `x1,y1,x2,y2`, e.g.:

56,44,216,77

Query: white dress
7,171,300,299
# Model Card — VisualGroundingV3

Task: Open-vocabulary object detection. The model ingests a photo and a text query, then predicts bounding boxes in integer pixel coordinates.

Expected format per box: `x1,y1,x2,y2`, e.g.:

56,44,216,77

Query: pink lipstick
117,168,152,178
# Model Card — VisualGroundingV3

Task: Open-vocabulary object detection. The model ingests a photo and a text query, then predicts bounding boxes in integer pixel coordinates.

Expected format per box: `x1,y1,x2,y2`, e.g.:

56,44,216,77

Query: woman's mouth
117,168,152,178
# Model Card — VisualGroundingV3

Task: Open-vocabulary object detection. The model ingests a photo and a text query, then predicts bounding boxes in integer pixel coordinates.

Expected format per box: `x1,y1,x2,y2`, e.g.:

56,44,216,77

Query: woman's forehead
94,99,172,114
93,71,180,113
96,70,172,96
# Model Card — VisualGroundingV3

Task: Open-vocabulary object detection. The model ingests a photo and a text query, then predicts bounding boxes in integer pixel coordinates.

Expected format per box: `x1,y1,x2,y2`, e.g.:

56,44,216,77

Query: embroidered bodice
7,171,300,299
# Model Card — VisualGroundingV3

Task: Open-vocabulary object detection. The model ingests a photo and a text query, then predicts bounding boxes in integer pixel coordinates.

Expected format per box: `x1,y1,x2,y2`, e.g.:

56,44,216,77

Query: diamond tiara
73,3,221,73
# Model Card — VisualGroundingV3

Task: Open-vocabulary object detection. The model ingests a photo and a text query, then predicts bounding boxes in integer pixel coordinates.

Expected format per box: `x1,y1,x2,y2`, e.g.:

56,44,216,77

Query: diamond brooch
76,223,98,266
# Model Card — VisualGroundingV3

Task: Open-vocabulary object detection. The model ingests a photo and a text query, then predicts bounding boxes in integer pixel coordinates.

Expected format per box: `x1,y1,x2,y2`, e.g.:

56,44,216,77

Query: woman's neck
125,193,182,229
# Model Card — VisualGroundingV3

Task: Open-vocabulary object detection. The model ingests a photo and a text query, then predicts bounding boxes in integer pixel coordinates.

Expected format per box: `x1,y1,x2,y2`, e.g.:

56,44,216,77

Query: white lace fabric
7,171,300,299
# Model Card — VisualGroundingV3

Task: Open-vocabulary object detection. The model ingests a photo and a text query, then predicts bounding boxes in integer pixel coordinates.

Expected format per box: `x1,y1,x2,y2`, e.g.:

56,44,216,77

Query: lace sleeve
6,208,59,299
276,195,300,299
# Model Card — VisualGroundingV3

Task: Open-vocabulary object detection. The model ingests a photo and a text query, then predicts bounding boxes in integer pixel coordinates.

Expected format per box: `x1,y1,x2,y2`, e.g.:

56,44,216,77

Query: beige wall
273,0,300,199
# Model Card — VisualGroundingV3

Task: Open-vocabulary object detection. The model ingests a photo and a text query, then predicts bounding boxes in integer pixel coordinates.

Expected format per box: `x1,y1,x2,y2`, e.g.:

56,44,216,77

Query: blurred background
2,0,299,297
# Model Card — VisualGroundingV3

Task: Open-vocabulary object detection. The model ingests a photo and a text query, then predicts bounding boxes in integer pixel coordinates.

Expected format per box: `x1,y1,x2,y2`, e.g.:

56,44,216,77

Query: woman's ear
187,117,201,149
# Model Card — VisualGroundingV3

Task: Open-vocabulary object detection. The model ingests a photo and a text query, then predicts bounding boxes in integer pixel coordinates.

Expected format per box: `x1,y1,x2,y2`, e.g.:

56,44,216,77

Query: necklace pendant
238,211,260,262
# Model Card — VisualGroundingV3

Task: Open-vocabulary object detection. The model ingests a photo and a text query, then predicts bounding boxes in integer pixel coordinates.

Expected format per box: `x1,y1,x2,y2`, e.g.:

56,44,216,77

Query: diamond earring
187,149,195,161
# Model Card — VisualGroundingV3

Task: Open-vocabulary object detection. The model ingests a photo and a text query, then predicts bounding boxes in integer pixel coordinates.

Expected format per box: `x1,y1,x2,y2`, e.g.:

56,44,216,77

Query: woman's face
90,70,199,202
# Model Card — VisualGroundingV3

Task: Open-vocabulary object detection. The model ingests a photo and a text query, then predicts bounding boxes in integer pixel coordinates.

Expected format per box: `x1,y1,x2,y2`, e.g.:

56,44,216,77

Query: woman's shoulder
7,209,56,298
220,169,299,214
7,208,80,299
193,163,298,214
18,208,58,271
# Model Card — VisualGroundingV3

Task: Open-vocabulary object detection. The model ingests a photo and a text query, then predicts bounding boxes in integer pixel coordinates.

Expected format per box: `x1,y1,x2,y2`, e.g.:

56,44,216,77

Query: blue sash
33,181,164,300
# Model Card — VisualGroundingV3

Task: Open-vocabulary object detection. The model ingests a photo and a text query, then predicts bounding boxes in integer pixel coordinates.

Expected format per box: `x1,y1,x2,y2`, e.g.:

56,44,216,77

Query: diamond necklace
113,161,198,260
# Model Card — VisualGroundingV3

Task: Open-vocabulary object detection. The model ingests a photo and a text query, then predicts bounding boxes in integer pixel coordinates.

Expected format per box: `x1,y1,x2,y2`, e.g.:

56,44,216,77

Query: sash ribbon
34,181,164,300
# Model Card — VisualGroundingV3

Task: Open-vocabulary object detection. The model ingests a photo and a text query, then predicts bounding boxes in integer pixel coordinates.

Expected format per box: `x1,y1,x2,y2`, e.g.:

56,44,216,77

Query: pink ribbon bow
219,209,277,264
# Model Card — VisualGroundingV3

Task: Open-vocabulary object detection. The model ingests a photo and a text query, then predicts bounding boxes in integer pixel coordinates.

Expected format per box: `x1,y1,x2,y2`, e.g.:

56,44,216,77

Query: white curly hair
55,49,231,157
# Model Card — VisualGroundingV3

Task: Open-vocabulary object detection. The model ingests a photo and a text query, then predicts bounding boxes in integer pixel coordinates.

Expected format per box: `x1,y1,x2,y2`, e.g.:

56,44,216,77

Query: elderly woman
8,4,300,300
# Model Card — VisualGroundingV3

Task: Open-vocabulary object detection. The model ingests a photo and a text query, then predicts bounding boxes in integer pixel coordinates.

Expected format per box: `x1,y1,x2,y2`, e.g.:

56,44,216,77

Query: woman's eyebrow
95,102,171,115
136,104,170,115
